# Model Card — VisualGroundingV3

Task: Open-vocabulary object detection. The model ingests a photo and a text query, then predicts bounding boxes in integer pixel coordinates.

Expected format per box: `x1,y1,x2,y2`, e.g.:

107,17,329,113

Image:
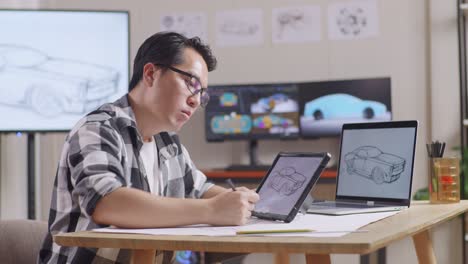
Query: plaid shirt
39,95,213,264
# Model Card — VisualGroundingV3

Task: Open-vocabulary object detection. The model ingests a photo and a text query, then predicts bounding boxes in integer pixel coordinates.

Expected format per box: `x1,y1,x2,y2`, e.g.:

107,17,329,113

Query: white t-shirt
139,140,160,194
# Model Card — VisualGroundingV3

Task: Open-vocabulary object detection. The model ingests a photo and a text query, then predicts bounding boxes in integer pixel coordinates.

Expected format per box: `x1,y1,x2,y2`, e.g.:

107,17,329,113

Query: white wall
0,0,462,263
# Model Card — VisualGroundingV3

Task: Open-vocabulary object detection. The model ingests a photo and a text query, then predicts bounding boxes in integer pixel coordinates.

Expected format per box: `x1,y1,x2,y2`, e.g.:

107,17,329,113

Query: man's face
149,48,208,132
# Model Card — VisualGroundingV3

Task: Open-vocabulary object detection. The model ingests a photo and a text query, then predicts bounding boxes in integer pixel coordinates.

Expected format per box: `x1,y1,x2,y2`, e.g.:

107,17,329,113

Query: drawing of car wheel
363,107,374,119
346,166,354,174
283,184,295,195
372,167,386,184
28,85,64,116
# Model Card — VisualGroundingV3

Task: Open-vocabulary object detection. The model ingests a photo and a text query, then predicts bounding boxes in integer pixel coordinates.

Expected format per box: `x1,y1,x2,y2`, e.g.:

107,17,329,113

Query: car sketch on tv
0,44,120,117
269,167,306,196
300,93,391,136
344,146,405,184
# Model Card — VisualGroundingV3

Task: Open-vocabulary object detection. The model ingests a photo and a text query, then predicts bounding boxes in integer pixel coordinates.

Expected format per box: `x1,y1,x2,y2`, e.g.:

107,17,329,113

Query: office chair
0,219,47,264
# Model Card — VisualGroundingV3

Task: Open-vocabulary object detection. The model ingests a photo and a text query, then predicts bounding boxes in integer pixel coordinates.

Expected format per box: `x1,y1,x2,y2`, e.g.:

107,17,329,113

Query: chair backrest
0,219,48,264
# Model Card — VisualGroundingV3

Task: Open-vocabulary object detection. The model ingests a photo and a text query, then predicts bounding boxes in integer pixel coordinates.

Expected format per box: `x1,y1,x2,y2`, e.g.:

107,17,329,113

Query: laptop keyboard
312,202,383,208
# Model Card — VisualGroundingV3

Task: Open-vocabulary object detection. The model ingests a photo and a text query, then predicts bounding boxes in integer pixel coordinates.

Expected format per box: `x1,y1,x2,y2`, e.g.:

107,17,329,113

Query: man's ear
142,63,159,87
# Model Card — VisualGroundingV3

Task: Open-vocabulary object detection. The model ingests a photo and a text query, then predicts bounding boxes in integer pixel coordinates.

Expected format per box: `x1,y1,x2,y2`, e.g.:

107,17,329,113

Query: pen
236,229,314,235
235,229,369,235
226,178,236,191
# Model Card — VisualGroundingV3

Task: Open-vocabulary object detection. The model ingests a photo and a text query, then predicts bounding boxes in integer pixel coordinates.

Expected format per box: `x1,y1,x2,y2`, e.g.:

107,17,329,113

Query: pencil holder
429,157,460,203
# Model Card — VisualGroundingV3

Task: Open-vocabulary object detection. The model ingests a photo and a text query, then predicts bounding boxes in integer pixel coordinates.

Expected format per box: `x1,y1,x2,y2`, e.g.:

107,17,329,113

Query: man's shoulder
68,95,135,138
88,95,133,122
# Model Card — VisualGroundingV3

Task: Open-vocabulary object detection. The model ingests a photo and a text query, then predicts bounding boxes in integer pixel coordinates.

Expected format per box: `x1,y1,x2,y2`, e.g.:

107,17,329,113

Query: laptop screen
336,121,417,202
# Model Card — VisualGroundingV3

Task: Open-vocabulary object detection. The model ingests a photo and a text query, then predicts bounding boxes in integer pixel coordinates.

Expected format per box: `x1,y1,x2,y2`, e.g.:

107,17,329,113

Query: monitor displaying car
205,84,300,141
0,10,129,131
298,78,392,137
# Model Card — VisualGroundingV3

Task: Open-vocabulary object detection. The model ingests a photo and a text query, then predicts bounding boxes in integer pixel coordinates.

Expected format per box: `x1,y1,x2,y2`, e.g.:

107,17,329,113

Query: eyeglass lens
188,77,209,106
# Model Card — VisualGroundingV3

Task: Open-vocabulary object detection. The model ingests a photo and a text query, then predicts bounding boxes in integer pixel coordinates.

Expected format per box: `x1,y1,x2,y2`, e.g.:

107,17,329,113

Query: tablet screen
254,153,328,220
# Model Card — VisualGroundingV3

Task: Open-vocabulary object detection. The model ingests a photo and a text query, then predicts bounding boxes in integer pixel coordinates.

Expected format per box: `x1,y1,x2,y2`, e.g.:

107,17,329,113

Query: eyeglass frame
154,63,209,107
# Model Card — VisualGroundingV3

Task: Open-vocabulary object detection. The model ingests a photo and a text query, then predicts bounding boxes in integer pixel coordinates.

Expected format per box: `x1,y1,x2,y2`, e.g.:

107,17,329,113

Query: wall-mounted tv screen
0,10,129,132
205,84,300,141
298,77,392,138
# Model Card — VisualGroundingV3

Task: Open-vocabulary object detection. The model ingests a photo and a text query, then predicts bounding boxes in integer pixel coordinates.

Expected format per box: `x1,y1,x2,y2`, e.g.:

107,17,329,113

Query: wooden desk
54,201,468,264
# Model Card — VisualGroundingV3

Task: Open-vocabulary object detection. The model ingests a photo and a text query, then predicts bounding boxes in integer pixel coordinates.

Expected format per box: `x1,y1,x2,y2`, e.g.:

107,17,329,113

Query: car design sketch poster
215,9,264,47
160,12,208,42
327,0,379,40
0,10,129,131
272,6,321,44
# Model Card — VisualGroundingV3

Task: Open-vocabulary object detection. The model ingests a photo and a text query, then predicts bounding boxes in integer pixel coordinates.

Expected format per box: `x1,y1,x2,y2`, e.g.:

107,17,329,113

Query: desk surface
54,201,468,255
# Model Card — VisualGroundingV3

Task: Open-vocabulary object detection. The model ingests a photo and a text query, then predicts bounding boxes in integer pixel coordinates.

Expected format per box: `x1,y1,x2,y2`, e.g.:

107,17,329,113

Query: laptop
307,120,418,215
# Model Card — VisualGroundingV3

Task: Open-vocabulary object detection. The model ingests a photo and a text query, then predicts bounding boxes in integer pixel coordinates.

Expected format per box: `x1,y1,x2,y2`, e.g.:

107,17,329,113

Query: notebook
307,120,418,215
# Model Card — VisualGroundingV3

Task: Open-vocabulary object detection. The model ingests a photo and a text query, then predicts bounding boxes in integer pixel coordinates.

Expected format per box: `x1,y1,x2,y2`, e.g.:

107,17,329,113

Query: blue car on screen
303,93,387,120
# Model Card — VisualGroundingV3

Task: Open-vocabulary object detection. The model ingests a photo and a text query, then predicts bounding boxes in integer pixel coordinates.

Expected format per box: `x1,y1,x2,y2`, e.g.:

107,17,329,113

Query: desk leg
412,230,437,264
305,254,331,264
275,253,289,264
131,249,156,264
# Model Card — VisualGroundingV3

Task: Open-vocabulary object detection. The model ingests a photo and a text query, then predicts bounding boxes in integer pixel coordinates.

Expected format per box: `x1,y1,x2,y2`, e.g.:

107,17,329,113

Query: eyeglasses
155,63,209,107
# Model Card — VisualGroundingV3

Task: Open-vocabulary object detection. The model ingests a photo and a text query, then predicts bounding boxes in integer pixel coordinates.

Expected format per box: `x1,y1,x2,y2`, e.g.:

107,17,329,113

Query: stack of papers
93,211,399,237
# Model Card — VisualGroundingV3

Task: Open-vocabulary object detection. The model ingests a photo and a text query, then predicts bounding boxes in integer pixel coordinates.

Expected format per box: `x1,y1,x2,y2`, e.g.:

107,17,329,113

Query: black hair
128,31,217,91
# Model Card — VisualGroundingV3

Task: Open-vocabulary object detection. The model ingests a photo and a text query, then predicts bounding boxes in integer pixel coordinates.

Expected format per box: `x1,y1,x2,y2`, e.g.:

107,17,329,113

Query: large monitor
205,83,300,170
299,77,392,138
204,78,391,170
0,10,129,132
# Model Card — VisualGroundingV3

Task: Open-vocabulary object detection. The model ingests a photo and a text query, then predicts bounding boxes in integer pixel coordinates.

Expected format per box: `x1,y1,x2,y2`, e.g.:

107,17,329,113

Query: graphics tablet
252,152,330,223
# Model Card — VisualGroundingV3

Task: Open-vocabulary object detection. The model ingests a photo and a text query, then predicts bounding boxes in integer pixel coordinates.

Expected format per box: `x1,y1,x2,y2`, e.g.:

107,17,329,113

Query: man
39,31,259,263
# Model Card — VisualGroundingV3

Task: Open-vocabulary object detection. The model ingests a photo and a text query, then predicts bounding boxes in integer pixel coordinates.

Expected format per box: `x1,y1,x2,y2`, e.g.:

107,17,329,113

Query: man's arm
201,185,255,199
71,123,259,228
92,186,259,228
201,185,226,198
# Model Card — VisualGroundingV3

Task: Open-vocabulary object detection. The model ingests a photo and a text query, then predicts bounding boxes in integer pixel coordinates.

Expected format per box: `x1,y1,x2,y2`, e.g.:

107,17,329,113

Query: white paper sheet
272,6,321,44
160,12,208,41
93,211,399,238
215,9,263,47
328,0,379,40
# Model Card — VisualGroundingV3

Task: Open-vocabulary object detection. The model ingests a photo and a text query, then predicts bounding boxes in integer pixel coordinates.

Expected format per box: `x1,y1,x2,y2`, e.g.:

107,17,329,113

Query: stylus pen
236,229,368,235
236,229,314,235
226,178,236,191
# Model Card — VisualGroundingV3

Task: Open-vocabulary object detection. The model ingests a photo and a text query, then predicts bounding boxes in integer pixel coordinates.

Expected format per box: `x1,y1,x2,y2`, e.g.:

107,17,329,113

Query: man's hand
207,187,259,226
